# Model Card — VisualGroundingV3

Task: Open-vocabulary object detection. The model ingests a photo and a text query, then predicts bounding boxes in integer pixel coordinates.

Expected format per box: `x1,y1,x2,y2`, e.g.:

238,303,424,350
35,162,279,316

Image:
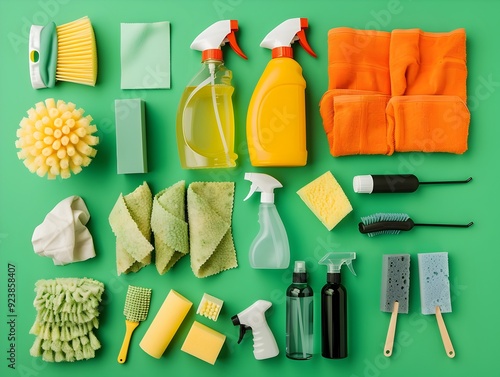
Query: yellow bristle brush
29,16,98,89
118,285,152,364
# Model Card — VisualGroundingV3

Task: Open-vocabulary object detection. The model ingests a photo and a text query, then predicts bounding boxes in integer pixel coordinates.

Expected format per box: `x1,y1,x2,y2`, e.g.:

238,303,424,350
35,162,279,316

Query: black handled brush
353,175,472,193
359,213,473,237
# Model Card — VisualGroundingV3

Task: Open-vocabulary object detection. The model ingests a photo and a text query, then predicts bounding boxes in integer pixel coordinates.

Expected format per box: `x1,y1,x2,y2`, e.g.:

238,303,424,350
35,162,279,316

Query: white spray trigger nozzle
260,17,316,57
191,20,247,60
244,183,258,201
244,173,282,204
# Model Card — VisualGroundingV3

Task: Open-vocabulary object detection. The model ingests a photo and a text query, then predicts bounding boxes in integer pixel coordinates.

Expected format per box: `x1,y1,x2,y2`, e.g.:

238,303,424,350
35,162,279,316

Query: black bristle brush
359,213,473,237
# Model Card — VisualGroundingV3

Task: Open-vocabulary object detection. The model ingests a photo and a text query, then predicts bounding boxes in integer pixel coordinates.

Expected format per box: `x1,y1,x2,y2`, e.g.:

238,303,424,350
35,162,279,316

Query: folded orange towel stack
320,28,393,156
319,27,470,156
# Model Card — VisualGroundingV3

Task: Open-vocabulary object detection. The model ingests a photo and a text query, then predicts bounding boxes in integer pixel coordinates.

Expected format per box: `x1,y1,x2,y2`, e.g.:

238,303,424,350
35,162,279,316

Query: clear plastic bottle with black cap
286,260,313,360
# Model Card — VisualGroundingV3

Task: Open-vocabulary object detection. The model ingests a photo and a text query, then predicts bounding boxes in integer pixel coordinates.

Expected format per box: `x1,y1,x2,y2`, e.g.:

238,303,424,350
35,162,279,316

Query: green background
0,0,497,376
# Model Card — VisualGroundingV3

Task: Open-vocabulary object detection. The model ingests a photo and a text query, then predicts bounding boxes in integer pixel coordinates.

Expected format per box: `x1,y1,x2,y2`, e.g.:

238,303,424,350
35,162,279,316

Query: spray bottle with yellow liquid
246,18,316,167
176,20,247,169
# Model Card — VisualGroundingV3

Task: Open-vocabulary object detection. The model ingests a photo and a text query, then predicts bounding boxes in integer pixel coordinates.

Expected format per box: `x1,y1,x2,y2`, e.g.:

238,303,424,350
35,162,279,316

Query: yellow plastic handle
117,320,140,364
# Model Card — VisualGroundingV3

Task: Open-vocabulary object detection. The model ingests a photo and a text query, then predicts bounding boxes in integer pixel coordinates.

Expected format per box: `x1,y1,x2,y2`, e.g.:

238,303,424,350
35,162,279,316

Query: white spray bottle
176,20,247,169
231,300,279,360
244,172,290,269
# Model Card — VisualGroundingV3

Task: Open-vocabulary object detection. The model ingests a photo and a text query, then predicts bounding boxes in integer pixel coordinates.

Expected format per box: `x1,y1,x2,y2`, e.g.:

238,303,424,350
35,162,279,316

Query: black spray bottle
318,252,357,359
286,261,313,360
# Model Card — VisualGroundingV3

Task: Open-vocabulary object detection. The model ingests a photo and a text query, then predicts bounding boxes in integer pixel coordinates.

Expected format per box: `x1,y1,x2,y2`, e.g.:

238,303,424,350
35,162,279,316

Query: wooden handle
435,306,455,358
384,301,399,357
117,320,140,363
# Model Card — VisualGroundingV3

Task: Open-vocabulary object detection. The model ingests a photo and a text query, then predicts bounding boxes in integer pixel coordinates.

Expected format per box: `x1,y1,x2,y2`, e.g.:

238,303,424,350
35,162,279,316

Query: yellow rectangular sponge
297,171,353,230
181,321,225,365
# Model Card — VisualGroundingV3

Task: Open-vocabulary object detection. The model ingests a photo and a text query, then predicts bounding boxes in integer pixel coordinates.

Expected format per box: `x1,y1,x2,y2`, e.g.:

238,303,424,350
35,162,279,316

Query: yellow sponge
297,171,352,230
196,293,223,321
15,98,98,179
181,321,225,365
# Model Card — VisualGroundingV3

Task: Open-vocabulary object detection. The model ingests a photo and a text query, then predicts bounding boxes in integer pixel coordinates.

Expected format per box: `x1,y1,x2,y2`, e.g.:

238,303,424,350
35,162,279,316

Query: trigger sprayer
260,18,317,59
247,18,317,167
176,20,247,169
318,252,357,359
231,300,279,360
244,172,290,269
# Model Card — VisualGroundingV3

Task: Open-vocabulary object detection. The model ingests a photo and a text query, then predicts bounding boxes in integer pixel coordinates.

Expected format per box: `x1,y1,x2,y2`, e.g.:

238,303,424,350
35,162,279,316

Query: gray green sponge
29,278,104,362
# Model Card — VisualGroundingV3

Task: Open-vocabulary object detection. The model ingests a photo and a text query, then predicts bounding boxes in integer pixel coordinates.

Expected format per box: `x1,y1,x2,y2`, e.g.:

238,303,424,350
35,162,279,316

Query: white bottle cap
353,175,374,194
261,192,275,204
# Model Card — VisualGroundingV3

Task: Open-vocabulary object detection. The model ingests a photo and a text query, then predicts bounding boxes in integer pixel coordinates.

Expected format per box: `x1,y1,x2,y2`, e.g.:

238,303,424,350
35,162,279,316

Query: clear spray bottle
318,252,357,359
286,260,313,360
244,172,290,269
176,20,247,169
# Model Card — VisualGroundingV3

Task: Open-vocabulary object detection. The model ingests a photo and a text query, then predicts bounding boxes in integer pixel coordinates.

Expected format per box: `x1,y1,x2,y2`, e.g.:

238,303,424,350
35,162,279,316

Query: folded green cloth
120,21,171,89
109,182,154,275
29,278,104,362
151,181,189,274
187,182,238,278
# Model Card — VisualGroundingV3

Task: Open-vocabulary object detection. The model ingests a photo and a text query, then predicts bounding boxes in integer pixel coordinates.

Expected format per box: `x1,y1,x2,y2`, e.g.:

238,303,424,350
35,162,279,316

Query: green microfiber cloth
187,182,238,278
109,181,154,275
29,278,104,362
120,21,171,89
151,181,189,274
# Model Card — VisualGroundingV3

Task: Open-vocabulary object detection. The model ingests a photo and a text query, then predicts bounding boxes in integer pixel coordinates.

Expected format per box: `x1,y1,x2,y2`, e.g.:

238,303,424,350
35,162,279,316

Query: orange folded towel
320,27,470,156
319,28,392,156
387,95,470,154
389,28,469,153
320,90,393,156
326,28,391,93
390,29,467,100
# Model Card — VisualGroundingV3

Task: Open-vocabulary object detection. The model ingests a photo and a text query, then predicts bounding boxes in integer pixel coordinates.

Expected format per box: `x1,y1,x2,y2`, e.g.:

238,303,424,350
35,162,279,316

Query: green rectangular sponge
115,99,147,174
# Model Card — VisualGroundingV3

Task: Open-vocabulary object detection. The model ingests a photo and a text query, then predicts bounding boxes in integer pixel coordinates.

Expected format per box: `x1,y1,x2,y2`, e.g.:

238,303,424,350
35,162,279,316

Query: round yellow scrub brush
15,98,99,179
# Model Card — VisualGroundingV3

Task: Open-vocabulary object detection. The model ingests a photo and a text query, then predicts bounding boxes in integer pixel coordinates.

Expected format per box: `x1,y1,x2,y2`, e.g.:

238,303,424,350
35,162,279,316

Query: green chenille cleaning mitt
29,278,104,362
109,181,154,275
151,181,189,274
187,182,238,278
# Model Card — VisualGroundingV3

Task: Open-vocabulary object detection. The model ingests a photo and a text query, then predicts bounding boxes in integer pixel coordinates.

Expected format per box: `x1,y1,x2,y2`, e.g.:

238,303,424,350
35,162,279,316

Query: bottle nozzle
261,18,317,59
294,260,306,274
191,20,247,61
296,18,317,58
244,172,282,204
318,252,357,275
226,20,247,59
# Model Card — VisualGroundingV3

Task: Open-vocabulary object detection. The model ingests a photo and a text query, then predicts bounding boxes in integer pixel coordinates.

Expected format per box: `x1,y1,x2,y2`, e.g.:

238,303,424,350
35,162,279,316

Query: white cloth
32,196,96,265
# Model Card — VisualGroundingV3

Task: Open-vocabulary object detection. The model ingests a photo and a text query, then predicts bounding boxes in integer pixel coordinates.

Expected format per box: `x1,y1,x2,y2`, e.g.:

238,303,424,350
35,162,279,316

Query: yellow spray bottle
246,18,316,167
176,20,247,169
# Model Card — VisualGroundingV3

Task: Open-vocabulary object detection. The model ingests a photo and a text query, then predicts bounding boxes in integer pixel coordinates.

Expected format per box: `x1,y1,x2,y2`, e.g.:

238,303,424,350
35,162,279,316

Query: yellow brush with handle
29,16,98,89
118,285,152,363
